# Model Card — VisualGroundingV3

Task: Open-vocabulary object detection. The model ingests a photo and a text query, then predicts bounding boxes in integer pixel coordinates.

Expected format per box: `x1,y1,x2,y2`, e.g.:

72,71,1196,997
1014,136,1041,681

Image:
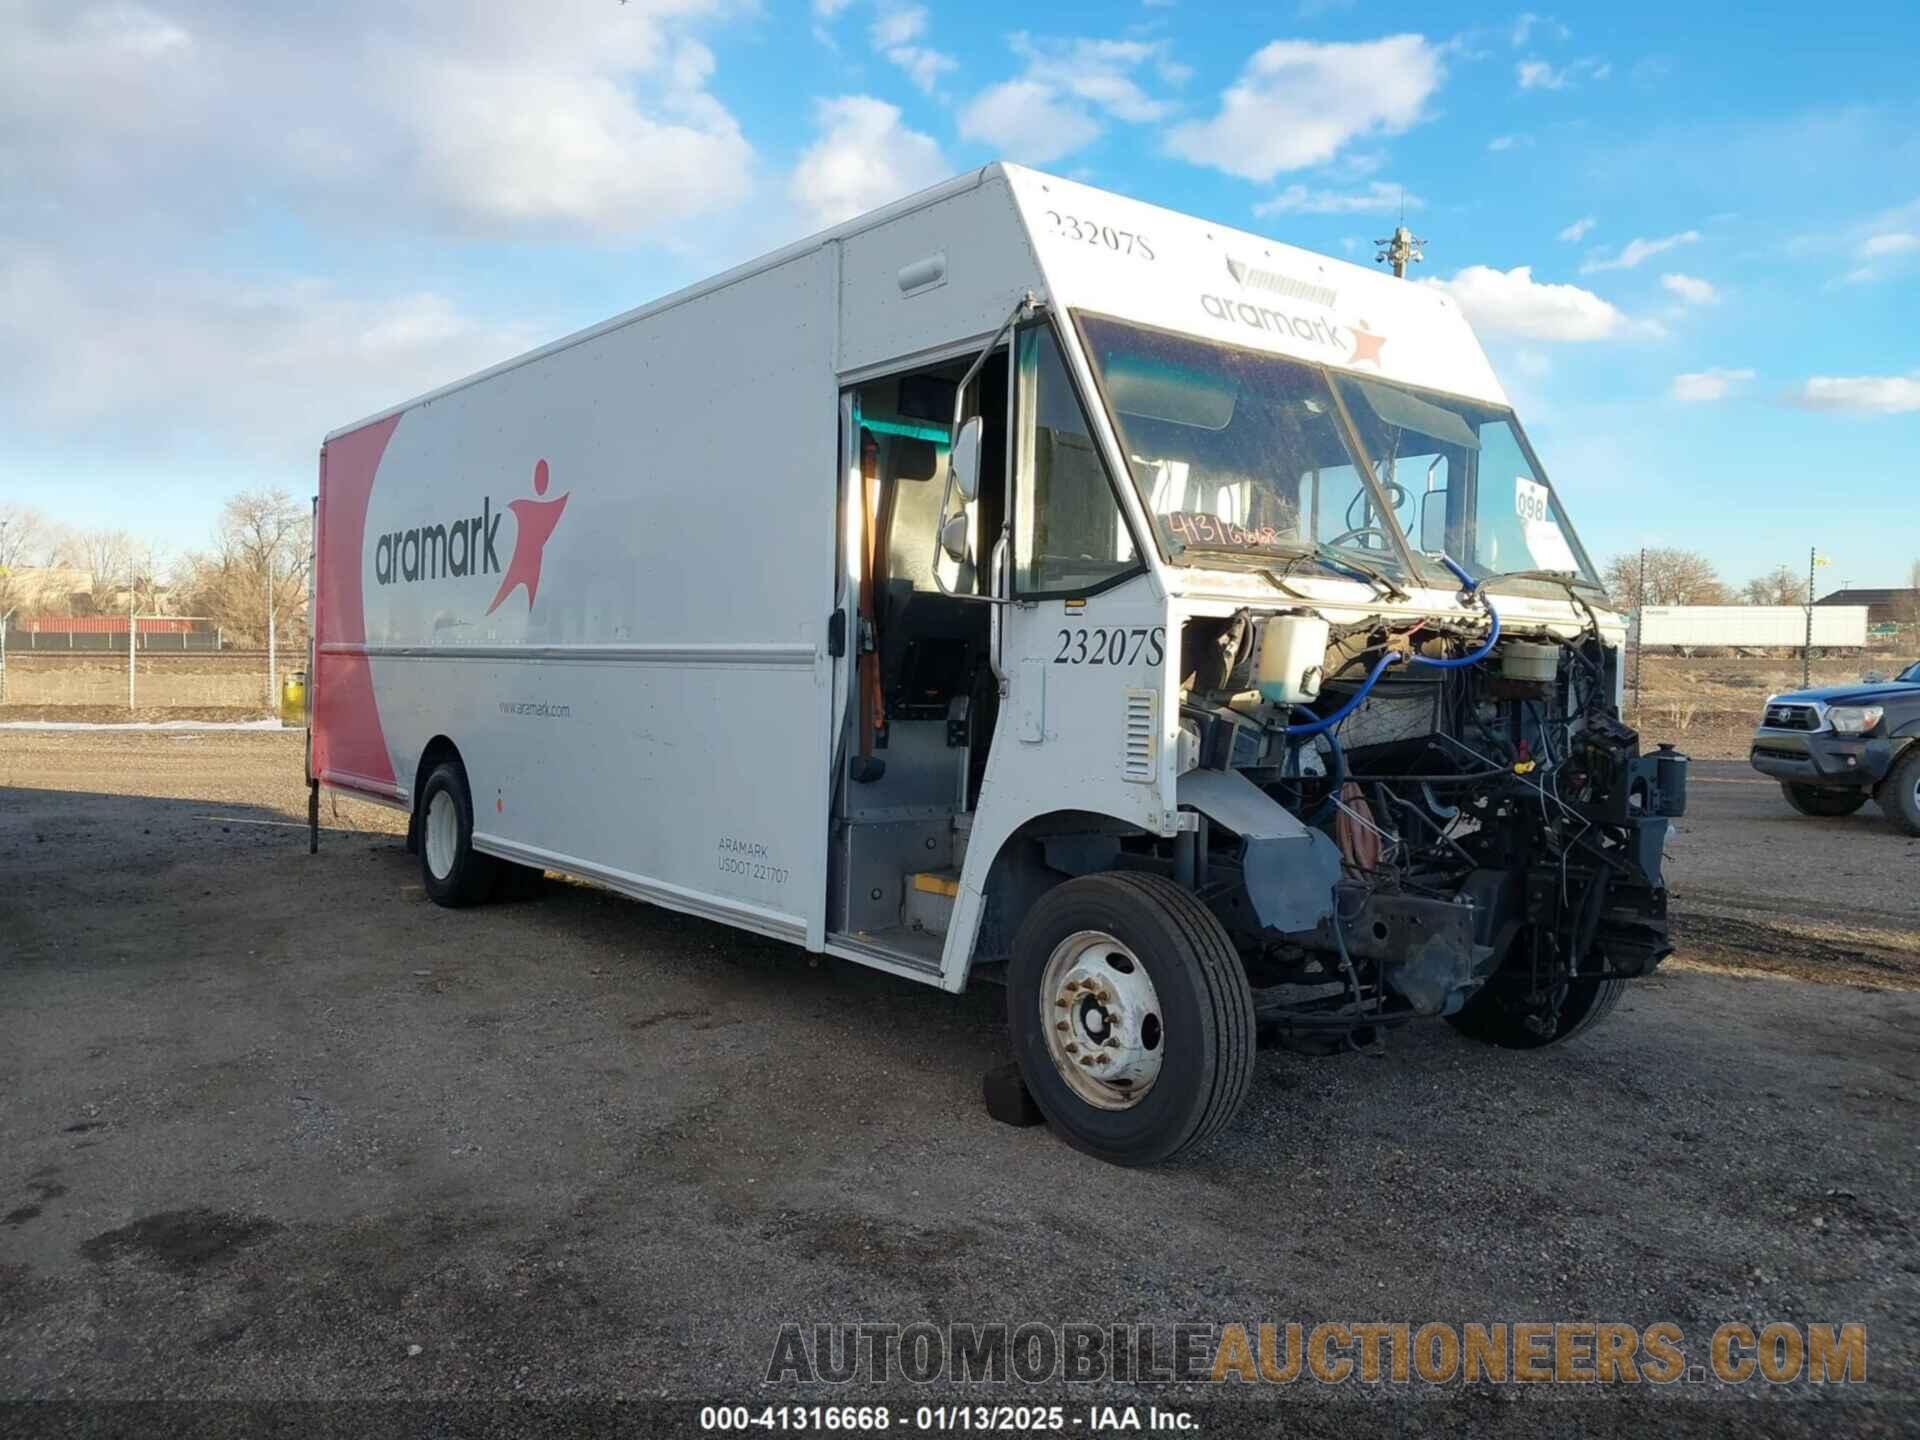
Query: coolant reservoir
1255,614,1330,704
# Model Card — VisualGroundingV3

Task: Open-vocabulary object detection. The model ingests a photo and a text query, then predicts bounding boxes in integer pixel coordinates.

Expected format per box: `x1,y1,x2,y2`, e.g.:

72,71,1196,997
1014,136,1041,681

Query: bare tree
1602,548,1728,610
0,505,49,617
1740,564,1806,606
174,488,311,647
72,528,134,614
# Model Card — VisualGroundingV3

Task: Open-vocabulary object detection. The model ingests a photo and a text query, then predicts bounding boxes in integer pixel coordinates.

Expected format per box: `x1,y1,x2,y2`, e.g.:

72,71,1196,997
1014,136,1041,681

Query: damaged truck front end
1175,599,1684,1055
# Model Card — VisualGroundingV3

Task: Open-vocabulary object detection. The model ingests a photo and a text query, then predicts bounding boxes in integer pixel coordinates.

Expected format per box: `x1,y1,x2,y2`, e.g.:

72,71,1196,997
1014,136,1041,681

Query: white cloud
812,0,857,16
1486,133,1530,152
869,4,956,94
1165,35,1443,183
1788,374,1920,415
1860,232,1919,258
1659,272,1718,305
1509,12,1567,47
790,96,949,231
1669,368,1753,403
1580,229,1700,273
960,81,1101,164
959,34,1172,164
1557,216,1597,243
1254,182,1423,216
0,0,755,240
0,248,537,453
869,4,925,47
1516,55,1608,90
1421,265,1640,342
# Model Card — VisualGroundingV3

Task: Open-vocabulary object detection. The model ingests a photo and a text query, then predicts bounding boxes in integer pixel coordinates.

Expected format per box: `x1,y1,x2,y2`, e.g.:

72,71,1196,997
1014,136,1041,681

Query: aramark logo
373,459,572,615
1203,257,1389,370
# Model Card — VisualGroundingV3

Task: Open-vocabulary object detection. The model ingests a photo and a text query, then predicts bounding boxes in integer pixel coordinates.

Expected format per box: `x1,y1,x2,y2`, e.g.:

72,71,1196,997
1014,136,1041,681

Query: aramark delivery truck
311,164,1685,1165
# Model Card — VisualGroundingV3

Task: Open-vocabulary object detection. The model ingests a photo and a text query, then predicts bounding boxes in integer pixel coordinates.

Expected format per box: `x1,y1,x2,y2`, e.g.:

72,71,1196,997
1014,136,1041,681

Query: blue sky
2,0,1916,588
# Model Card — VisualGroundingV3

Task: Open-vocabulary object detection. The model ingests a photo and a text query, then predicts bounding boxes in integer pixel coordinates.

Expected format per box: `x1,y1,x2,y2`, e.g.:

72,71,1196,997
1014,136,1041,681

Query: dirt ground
0,731,1915,1437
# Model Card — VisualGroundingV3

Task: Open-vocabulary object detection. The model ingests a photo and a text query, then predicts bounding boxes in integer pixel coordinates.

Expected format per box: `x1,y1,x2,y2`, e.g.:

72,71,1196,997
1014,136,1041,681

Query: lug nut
1055,1021,1069,1033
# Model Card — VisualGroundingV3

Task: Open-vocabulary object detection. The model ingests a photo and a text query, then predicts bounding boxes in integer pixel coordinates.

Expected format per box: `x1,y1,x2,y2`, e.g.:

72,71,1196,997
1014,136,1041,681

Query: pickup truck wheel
1781,783,1868,818
418,761,498,908
1008,873,1255,1167
1877,748,1920,836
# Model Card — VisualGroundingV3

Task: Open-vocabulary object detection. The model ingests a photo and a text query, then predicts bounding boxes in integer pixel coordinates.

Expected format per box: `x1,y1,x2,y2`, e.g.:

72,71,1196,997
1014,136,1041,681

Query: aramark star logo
1346,320,1387,367
486,459,570,615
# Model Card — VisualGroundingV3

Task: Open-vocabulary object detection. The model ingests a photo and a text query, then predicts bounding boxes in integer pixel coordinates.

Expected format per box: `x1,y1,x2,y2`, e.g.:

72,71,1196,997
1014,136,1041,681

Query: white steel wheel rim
1039,929,1164,1111
425,790,458,881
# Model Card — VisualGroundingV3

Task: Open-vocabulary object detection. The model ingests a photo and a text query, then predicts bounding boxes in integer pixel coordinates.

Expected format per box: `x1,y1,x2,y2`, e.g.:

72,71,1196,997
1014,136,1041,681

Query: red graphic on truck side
486,459,570,615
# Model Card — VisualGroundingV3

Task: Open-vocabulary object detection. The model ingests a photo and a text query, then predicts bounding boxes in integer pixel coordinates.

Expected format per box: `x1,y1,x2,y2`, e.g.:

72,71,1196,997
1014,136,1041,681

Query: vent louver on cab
1123,688,1158,783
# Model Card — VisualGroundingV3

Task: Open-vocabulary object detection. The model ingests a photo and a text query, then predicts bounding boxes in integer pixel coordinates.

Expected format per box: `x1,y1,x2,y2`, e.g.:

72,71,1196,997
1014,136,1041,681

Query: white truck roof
328,162,1505,443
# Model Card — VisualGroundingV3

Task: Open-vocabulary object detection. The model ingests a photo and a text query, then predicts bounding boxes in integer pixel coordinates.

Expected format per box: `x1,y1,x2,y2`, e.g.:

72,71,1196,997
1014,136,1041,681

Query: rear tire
1877,748,1920,837
1008,873,1256,1167
418,761,497,908
1781,783,1868,818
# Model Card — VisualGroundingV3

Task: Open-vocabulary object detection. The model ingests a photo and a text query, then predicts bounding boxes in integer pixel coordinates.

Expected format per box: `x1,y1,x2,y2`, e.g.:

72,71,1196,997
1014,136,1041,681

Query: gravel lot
1,731,1915,1437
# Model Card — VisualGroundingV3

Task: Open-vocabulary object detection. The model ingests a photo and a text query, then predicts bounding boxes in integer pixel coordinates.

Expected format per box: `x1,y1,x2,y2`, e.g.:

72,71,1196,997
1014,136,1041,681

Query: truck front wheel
1781,783,1868,818
1446,937,1627,1051
418,761,498,908
1877,748,1920,836
1008,873,1256,1167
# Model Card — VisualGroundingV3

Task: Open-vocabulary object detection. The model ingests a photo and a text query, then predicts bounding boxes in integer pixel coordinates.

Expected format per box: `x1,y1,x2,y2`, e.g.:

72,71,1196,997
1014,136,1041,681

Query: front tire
1781,783,1868,818
1447,927,1628,1049
1877,748,1920,836
418,761,497,908
1008,873,1256,1167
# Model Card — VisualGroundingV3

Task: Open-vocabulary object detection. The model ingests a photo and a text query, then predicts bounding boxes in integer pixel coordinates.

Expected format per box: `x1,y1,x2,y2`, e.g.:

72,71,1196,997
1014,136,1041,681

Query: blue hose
1283,588,1502,735
1406,599,1501,669
1285,651,1401,736
1439,553,1480,593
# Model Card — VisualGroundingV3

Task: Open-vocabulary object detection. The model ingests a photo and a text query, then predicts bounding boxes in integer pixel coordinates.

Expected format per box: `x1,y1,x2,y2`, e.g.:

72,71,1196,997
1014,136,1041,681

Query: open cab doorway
824,346,1009,977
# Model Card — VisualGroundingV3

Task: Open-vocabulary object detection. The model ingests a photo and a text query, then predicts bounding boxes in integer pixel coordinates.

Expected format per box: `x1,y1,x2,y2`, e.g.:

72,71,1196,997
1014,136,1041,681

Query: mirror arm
931,290,1041,604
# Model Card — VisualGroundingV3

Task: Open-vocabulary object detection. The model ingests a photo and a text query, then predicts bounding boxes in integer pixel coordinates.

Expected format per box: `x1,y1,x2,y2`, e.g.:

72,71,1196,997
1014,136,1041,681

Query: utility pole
267,552,277,714
1803,547,1830,688
1634,545,1647,712
1374,224,1425,279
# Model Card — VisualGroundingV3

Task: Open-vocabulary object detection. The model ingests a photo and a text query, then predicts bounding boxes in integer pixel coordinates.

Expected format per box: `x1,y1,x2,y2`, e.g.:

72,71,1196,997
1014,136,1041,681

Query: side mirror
951,416,984,503
940,513,971,563
1419,489,1448,554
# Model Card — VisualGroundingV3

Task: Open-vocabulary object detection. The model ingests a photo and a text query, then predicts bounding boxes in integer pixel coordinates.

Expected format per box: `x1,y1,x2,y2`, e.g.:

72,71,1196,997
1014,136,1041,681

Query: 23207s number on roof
1045,211,1155,262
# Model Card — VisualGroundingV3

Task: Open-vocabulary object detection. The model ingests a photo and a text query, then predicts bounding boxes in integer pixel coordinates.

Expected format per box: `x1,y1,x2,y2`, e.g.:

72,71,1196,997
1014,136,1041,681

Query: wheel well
969,809,1154,979
406,736,463,851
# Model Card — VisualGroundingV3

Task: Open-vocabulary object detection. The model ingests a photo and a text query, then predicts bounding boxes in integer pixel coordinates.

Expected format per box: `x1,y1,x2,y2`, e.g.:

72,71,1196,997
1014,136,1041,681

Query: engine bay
1172,595,1687,1052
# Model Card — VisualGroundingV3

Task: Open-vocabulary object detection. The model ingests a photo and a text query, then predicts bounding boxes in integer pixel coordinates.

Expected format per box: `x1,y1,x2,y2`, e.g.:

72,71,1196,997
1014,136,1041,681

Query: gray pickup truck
1750,660,1920,833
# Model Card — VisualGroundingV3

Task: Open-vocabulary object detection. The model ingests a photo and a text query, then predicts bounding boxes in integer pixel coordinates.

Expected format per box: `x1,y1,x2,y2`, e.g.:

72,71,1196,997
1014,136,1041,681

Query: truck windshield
1076,314,1415,575
1330,374,1602,589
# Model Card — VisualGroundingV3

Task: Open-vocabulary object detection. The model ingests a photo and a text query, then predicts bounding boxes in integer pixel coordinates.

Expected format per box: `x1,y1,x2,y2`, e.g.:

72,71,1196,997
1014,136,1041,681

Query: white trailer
1638,605,1869,649
312,164,1685,1164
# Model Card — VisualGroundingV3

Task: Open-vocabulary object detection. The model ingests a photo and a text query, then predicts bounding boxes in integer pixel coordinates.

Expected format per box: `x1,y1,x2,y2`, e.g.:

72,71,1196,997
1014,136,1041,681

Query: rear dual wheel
1008,873,1256,1167
418,761,498,907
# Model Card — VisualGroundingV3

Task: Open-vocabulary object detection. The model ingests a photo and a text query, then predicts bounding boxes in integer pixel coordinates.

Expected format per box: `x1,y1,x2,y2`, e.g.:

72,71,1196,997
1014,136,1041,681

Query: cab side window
1013,327,1139,597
